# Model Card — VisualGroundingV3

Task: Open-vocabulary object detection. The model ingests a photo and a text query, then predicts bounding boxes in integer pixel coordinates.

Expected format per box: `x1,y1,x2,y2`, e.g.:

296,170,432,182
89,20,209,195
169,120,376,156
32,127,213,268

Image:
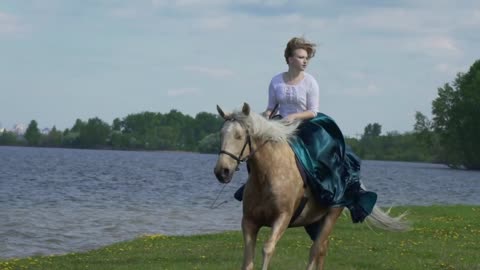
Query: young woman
236,37,377,226
264,37,319,124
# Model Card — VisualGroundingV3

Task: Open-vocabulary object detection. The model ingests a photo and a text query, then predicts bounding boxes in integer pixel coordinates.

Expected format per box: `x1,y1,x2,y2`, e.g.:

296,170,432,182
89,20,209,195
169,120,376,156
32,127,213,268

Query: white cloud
342,82,382,97
366,83,380,94
211,13,327,34
241,0,289,8
334,7,472,36
458,9,480,27
349,71,367,80
151,0,169,8
434,63,468,76
403,35,462,57
29,0,64,13
109,7,139,19
421,36,460,53
167,87,200,96
183,65,234,78
0,12,25,35
174,0,209,7
195,16,231,30
289,13,318,26
151,0,227,9
3,1,480,136
338,8,421,33
435,63,450,73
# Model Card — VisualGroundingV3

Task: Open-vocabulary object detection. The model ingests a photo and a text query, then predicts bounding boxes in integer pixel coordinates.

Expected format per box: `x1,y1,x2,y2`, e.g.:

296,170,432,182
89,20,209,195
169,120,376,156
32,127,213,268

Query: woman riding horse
214,103,408,270
214,36,409,270
235,37,377,224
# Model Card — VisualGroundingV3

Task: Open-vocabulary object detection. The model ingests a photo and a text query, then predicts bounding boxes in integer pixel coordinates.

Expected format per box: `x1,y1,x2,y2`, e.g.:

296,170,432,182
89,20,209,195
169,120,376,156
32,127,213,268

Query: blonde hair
284,37,316,64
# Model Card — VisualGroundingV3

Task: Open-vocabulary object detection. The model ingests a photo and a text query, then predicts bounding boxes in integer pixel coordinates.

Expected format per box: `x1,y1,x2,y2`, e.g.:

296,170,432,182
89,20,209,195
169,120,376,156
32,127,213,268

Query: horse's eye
235,134,242,140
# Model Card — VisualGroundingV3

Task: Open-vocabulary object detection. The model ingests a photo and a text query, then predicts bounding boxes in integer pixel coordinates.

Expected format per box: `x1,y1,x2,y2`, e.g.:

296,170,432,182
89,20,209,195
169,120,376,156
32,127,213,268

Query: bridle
218,104,279,172
218,119,254,171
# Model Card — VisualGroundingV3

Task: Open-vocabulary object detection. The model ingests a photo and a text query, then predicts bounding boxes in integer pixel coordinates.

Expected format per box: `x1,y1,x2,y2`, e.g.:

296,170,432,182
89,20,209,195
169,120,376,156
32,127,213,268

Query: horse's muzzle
214,167,233,183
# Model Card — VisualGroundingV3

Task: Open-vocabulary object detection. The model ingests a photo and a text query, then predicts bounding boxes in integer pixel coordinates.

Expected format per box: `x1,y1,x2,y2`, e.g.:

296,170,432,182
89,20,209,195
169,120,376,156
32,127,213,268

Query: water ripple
1,146,479,259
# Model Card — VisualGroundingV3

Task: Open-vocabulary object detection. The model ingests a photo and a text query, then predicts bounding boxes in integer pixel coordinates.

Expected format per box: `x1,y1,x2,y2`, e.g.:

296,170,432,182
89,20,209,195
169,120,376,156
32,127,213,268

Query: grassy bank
1,206,479,270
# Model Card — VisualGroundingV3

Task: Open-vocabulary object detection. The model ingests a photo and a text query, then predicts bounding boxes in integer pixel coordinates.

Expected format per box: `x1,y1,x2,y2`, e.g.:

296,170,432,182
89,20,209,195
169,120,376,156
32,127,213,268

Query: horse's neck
249,138,275,164
248,138,291,183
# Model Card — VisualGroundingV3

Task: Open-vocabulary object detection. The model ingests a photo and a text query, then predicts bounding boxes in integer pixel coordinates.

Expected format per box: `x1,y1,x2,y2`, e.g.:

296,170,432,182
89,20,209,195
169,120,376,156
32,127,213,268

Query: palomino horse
214,103,409,270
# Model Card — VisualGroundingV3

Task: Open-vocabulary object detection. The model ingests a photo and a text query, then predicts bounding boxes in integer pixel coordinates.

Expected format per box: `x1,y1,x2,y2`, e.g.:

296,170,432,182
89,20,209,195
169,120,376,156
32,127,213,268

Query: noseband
218,119,254,171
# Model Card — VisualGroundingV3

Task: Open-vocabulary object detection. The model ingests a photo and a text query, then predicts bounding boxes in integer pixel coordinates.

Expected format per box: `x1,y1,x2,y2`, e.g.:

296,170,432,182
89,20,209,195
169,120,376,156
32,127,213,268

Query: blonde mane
230,109,299,143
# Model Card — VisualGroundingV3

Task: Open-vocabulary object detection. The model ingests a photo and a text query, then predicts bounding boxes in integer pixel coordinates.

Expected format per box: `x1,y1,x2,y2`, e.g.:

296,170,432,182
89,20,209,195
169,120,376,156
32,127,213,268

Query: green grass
1,206,479,270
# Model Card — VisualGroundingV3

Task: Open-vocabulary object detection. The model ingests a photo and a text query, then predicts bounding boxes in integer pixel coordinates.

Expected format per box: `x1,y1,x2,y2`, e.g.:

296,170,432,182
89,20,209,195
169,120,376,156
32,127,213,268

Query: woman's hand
282,115,297,125
282,111,315,125
262,110,271,118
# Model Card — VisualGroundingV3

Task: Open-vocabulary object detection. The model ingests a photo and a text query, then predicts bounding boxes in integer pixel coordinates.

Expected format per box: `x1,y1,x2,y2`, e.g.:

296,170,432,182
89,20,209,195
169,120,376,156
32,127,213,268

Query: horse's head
213,103,252,183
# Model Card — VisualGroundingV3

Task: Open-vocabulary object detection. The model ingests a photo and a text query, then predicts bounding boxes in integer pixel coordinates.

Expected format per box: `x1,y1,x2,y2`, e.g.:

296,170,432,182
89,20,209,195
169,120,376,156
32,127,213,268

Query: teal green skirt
289,113,377,223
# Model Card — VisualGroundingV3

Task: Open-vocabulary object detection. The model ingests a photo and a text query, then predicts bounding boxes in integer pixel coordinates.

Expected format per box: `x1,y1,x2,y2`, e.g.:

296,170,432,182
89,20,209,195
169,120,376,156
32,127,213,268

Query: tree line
1,60,479,169
346,59,480,170
0,110,224,153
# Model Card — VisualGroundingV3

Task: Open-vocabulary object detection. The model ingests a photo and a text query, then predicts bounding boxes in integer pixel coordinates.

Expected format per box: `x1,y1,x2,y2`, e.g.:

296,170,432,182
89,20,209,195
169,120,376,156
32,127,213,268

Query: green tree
362,123,382,139
413,112,441,162
62,131,80,147
0,131,19,145
193,112,224,151
163,109,192,149
431,60,480,169
78,117,111,148
112,118,122,132
414,112,433,146
359,123,382,159
71,119,86,133
62,120,86,148
110,131,129,149
194,112,224,139
24,120,41,146
198,132,221,153
121,112,163,149
43,126,63,147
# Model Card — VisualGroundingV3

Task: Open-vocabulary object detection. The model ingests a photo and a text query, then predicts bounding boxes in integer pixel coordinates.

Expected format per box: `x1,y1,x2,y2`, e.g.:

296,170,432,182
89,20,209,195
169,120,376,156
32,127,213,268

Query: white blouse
267,72,320,117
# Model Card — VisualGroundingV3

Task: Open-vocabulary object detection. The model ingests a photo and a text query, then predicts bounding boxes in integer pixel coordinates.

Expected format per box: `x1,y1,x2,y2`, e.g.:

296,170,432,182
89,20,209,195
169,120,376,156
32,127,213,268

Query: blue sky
1,0,479,137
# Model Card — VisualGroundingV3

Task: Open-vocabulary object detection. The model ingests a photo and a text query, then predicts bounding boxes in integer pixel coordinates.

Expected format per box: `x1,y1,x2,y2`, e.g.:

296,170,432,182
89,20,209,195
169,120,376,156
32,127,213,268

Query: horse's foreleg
306,207,343,270
242,218,260,270
261,213,290,270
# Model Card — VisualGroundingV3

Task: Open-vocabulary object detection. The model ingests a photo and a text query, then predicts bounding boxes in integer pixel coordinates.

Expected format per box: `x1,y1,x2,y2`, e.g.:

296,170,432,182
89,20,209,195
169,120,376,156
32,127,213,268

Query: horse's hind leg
261,213,290,270
242,218,260,270
306,207,343,270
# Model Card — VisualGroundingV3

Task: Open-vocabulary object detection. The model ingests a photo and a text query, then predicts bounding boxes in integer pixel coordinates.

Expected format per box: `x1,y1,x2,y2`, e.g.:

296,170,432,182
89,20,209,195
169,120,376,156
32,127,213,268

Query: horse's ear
242,102,250,116
216,105,226,119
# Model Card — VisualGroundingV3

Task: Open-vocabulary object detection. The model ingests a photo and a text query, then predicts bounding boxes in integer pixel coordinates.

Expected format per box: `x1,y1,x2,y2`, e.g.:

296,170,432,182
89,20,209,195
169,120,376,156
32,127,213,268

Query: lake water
1,146,479,259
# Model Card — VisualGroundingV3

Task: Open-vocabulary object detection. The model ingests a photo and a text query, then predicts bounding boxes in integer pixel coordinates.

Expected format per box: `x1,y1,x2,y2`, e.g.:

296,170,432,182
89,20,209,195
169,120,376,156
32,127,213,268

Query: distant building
41,128,51,135
13,124,27,135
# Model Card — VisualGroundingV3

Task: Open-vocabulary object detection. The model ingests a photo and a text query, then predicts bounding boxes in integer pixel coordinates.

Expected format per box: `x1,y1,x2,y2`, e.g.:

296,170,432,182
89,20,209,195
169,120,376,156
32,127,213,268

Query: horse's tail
366,206,411,232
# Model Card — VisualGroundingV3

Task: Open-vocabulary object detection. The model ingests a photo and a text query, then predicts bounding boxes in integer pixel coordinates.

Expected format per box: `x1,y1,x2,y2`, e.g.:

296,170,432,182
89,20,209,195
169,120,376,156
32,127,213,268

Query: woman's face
288,48,309,71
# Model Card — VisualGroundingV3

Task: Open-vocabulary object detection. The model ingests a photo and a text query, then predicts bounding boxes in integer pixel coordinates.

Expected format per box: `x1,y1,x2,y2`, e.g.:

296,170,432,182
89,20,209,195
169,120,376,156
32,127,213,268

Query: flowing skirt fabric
289,113,377,223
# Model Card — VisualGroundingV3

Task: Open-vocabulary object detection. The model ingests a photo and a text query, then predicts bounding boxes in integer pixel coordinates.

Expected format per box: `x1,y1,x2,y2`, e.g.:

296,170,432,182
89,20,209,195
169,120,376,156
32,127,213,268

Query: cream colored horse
214,103,409,270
